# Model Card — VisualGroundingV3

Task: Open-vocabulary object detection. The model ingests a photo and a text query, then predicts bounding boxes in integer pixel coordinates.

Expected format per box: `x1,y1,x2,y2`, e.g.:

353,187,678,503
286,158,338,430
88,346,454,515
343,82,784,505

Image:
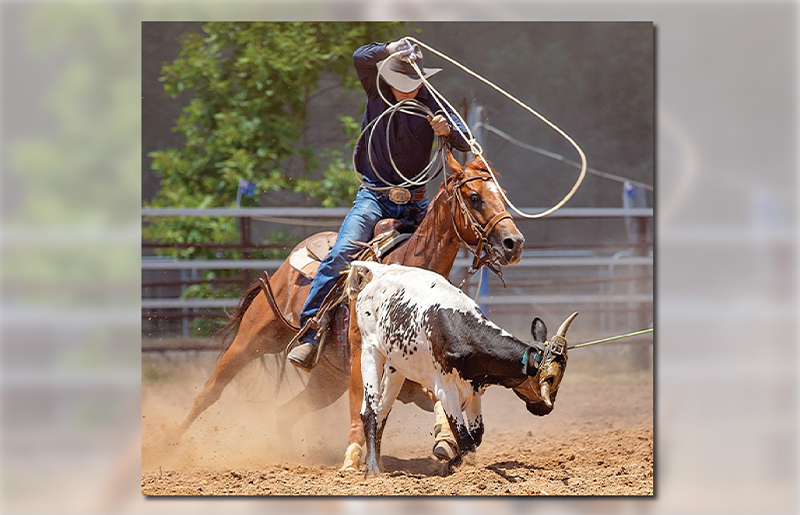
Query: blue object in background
239,179,256,197
236,179,256,207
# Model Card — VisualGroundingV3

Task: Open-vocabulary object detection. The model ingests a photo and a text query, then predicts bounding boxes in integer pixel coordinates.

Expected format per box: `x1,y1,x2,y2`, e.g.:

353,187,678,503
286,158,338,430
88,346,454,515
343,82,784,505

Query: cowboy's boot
432,400,458,461
287,342,318,372
287,322,321,372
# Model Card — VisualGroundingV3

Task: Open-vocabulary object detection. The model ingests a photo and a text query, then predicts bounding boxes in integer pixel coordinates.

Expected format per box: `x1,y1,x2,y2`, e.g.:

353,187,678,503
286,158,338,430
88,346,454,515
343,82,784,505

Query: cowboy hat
377,44,441,93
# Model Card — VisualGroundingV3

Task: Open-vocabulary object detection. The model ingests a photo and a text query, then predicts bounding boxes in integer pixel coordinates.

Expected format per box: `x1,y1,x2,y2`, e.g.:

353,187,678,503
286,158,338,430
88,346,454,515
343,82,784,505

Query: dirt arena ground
141,350,653,496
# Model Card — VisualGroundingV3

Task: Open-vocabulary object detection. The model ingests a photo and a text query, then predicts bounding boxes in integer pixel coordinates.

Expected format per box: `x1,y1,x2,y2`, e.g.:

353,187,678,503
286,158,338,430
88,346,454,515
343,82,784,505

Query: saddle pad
289,246,319,280
289,232,337,280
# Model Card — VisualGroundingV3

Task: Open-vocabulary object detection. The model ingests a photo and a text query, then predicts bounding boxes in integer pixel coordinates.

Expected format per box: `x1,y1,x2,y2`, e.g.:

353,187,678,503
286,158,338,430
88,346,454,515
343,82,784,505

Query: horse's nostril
503,238,517,251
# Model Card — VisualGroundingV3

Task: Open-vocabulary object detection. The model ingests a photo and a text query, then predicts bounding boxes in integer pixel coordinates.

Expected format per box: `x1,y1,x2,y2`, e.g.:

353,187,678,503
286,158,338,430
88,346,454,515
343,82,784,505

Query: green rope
567,328,653,350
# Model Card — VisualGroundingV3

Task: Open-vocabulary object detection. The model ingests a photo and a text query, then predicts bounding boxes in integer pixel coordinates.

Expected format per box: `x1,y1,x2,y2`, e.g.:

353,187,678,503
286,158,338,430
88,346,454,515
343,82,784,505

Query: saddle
288,219,413,280
279,219,416,374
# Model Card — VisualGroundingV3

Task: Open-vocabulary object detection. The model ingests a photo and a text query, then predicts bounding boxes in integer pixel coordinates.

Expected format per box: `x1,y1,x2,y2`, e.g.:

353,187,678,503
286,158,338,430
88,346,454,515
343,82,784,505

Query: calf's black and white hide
348,261,578,478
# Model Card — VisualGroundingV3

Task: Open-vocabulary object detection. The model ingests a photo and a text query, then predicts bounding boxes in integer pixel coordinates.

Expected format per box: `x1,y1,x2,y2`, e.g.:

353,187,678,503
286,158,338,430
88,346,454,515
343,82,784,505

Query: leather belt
387,186,427,204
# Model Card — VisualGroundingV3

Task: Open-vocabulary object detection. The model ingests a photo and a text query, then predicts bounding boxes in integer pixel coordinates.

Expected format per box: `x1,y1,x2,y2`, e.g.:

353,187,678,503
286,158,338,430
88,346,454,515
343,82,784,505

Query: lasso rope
402,37,588,219
352,96,447,192
567,328,653,350
473,121,653,191
352,58,450,193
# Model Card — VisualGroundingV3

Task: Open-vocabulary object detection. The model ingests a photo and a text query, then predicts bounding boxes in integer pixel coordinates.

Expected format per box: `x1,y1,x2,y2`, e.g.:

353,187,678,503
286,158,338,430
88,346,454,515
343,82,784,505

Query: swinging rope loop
403,37,588,219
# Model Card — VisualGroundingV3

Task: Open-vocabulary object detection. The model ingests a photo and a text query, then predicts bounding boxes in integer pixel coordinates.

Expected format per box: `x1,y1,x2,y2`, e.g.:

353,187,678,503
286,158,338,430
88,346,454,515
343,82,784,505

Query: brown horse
174,150,524,467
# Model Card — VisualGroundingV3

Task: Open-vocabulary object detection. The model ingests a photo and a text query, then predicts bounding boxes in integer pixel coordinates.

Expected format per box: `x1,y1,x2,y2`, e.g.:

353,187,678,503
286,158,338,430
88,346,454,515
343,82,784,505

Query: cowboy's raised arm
353,42,389,99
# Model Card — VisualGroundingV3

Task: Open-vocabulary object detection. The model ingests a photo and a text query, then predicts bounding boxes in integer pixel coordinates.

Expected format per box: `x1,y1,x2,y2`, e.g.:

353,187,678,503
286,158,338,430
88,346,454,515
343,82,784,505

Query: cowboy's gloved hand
386,39,414,60
427,114,451,137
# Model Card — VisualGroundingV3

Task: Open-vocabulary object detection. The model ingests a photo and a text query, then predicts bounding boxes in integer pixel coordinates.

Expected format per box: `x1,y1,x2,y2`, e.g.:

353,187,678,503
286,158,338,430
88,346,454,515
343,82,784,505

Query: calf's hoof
432,440,458,461
339,443,363,472
442,455,463,476
364,464,381,479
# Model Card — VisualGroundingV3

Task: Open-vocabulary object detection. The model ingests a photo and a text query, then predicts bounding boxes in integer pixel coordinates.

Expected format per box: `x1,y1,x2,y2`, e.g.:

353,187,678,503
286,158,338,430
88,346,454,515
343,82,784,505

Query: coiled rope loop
352,59,450,193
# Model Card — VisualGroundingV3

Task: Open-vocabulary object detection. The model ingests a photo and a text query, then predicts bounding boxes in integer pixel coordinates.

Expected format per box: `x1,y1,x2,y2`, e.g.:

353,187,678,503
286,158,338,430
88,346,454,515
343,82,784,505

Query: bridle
446,171,514,287
522,334,566,377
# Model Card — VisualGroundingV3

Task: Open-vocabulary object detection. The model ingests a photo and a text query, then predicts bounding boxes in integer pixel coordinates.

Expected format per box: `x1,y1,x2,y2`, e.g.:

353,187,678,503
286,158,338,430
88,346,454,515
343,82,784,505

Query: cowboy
288,38,471,370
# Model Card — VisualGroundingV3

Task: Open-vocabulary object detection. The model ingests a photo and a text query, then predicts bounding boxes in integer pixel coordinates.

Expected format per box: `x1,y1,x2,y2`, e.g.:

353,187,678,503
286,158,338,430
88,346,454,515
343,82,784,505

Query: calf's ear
531,317,547,343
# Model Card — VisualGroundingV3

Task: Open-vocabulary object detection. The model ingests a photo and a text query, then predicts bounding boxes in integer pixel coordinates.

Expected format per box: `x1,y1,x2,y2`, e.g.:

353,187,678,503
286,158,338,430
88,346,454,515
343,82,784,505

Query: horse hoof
340,443,362,471
164,427,184,447
432,440,458,461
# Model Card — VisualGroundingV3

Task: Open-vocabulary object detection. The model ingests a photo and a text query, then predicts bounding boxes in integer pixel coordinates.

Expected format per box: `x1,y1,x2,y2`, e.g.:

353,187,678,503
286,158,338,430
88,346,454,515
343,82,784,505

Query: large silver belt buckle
388,187,411,204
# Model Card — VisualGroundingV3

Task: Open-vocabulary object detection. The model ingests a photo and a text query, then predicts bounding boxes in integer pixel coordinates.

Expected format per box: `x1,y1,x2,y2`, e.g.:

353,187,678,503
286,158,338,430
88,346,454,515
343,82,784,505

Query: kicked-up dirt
141,353,653,496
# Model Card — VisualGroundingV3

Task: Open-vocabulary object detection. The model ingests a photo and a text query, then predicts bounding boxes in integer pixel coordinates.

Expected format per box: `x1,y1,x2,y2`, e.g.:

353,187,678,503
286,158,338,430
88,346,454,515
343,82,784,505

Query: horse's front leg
341,306,365,471
432,394,459,461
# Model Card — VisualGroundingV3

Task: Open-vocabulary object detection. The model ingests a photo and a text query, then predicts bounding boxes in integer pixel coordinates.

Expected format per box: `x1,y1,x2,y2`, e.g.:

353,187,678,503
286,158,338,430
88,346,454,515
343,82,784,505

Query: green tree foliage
144,22,402,261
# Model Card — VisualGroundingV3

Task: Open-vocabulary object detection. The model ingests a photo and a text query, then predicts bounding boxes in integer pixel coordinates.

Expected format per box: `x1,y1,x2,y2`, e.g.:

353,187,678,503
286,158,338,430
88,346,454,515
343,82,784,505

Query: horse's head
445,150,524,265
511,312,578,416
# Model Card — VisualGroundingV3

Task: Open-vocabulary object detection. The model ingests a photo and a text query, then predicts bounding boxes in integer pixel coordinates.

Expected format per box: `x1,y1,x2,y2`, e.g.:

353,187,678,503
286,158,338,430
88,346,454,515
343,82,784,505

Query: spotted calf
348,261,578,477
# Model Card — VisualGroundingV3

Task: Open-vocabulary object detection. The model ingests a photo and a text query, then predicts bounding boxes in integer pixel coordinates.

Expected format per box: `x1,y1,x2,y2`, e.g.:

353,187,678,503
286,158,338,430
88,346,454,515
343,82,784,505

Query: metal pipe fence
142,207,653,342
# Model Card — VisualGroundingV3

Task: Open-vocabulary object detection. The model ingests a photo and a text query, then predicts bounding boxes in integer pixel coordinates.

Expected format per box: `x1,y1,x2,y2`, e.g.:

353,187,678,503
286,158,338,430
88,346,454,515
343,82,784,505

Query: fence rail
142,206,653,340
142,255,653,271
143,206,652,219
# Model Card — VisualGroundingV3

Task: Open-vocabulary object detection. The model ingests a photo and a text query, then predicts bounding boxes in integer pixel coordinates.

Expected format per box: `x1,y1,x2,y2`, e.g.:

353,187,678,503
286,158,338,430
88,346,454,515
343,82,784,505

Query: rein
446,172,513,287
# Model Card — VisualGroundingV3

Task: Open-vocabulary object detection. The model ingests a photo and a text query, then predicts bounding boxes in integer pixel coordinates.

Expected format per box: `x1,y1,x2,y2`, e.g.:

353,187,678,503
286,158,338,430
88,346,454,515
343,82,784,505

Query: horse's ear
446,149,464,178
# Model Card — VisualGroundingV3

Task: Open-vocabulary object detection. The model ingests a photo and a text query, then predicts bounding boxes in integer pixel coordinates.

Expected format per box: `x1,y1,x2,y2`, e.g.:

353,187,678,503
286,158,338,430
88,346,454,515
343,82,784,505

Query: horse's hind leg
176,339,259,437
176,297,288,439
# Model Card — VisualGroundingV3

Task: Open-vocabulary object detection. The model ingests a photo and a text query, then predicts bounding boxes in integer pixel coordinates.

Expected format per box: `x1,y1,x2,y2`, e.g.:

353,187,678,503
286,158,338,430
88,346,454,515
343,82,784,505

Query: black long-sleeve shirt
353,42,470,189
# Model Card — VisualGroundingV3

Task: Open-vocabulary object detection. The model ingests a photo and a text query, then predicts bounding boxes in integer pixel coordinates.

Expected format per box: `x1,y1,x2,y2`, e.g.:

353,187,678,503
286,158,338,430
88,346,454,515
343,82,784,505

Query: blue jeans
298,186,429,344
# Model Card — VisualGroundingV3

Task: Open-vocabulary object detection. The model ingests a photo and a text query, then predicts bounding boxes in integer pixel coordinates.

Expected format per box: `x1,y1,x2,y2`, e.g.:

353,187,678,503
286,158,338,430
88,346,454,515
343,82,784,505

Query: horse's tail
214,280,263,353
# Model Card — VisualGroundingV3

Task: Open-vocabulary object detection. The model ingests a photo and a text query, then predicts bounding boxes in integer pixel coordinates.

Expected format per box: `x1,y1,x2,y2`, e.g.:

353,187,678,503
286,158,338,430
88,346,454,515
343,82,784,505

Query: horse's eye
469,193,480,204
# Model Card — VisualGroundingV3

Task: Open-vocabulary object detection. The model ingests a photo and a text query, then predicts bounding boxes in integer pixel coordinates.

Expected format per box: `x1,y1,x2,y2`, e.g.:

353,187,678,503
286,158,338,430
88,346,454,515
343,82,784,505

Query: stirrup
287,342,318,372
286,319,325,372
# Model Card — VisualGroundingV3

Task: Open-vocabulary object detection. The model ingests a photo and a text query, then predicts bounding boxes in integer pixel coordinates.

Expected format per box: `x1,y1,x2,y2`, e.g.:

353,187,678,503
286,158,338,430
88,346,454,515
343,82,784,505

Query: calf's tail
343,260,385,303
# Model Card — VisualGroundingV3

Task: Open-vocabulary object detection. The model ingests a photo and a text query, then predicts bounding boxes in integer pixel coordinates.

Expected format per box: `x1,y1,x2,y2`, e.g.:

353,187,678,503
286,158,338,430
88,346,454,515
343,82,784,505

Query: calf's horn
556,311,579,338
